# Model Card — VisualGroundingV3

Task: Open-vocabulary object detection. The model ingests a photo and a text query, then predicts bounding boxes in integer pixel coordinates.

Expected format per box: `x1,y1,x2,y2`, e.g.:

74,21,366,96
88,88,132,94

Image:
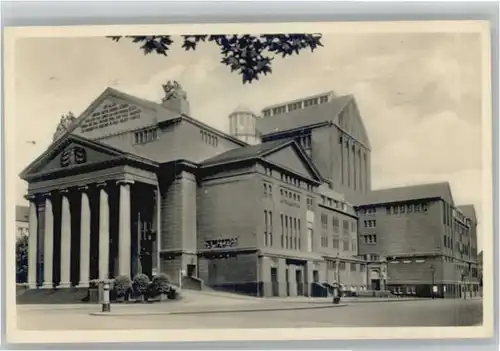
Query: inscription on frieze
80,101,142,133
204,237,238,249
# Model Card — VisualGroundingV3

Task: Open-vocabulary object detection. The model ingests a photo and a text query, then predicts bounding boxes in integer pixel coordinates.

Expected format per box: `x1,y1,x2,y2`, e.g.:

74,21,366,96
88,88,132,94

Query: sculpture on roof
161,80,187,103
53,111,76,141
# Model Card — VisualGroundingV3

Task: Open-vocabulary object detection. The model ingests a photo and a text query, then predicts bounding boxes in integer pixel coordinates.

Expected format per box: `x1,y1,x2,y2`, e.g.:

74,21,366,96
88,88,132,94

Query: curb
343,298,430,304
89,303,348,317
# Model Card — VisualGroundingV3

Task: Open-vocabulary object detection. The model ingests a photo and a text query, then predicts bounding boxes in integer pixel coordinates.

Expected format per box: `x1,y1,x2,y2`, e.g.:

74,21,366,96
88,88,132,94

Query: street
17,298,482,330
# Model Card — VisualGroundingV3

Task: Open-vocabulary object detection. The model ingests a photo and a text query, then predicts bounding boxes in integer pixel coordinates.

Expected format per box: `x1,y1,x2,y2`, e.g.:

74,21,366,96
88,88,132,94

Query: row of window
320,196,348,212
263,182,273,198
338,135,368,191
271,106,287,115
363,234,377,244
364,254,380,261
280,214,302,250
386,202,429,215
364,220,376,228
326,260,366,272
265,167,314,193
263,210,303,251
287,102,302,112
200,130,219,147
306,197,314,211
320,236,355,251
262,95,330,117
298,134,312,150
134,127,158,144
359,202,431,216
263,210,274,247
319,213,356,235
280,188,301,203
281,173,301,187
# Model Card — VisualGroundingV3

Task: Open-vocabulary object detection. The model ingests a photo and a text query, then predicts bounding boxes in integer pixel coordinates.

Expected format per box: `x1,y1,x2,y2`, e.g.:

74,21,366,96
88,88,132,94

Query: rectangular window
293,218,298,250
285,216,289,249
332,238,339,249
339,262,346,270
343,220,349,235
332,217,339,233
343,239,350,251
269,211,273,246
350,263,357,271
264,210,268,246
297,219,302,250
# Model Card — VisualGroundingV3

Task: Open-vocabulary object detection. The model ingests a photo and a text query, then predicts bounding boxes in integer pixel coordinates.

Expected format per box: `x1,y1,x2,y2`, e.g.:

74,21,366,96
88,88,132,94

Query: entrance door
285,268,290,296
313,270,319,283
296,269,304,296
187,264,196,277
270,267,279,297
371,279,381,291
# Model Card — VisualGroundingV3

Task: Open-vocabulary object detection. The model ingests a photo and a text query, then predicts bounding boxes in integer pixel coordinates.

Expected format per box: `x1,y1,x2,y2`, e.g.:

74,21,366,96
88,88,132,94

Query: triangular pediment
63,87,165,141
20,134,127,180
261,141,324,182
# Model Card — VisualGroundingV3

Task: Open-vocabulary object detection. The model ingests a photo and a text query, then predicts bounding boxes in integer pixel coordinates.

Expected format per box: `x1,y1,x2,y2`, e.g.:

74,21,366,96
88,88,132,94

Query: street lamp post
430,264,435,299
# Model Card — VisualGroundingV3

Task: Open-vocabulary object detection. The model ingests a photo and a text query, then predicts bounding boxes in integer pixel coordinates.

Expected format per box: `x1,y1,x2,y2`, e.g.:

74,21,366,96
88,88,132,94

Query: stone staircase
16,287,89,305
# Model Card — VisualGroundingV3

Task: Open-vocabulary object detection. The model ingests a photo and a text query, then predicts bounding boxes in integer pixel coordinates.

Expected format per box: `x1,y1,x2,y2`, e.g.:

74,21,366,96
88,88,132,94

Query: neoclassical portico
20,134,160,289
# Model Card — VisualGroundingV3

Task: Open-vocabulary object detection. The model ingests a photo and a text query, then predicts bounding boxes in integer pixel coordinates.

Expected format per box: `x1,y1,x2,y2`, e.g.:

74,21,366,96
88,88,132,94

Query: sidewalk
276,296,429,304
89,300,348,317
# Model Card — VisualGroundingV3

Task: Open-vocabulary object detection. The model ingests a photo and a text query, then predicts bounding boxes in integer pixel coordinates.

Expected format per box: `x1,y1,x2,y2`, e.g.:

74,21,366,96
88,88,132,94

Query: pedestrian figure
332,282,341,304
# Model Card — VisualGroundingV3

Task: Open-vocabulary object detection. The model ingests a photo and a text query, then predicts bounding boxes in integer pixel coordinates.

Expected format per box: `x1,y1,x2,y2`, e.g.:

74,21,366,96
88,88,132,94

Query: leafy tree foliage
109,34,323,84
16,235,28,283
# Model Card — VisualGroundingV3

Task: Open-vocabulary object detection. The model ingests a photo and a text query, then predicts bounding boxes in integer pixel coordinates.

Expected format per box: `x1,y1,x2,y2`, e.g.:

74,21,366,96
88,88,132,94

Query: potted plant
167,285,180,300
113,275,132,303
151,273,171,301
132,274,150,302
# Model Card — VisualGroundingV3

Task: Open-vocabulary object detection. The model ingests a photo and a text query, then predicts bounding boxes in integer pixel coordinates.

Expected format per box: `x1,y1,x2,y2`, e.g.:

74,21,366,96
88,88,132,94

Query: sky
14,32,485,249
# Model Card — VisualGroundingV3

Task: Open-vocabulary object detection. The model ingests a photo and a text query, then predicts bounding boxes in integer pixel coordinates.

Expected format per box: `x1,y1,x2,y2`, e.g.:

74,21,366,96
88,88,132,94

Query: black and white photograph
4,20,494,344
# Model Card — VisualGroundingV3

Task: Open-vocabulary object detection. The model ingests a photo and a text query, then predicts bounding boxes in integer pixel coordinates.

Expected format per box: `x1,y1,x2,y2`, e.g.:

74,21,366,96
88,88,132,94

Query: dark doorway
371,279,381,291
270,267,279,297
285,268,290,296
296,269,304,296
313,270,319,283
187,264,196,277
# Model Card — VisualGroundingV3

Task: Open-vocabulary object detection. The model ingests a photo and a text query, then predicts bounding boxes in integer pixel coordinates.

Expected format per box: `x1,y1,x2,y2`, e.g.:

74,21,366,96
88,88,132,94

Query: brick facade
21,87,479,299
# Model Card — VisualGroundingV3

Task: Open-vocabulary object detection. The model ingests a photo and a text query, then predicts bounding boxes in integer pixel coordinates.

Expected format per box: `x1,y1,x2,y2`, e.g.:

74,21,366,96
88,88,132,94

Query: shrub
167,285,180,300
151,274,170,295
132,274,150,296
113,275,132,298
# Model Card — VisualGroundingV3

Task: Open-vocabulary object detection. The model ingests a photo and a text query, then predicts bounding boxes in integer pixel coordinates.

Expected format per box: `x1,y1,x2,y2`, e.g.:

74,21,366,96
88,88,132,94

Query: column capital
116,179,135,186
40,192,53,199
96,181,108,188
78,185,89,192
60,188,70,194
24,194,36,201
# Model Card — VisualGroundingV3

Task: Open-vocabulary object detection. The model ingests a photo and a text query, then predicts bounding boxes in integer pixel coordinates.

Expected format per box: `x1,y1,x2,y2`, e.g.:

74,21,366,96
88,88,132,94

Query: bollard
101,281,111,313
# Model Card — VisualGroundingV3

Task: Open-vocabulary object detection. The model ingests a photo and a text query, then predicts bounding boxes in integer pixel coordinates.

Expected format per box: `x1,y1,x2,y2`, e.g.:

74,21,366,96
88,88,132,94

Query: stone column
26,195,38,289
59,189,72,288
98,182,110,281
117,180,133,278
78,186,91,287
42,194,54,289
153,186,161,276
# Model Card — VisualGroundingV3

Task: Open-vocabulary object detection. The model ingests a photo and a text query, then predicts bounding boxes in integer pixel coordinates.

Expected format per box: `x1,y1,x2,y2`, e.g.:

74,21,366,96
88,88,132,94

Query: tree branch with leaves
109,34,323,84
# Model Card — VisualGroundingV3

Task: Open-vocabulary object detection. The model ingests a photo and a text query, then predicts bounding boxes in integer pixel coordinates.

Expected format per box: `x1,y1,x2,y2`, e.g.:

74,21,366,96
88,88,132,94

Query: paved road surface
17,298,482,330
